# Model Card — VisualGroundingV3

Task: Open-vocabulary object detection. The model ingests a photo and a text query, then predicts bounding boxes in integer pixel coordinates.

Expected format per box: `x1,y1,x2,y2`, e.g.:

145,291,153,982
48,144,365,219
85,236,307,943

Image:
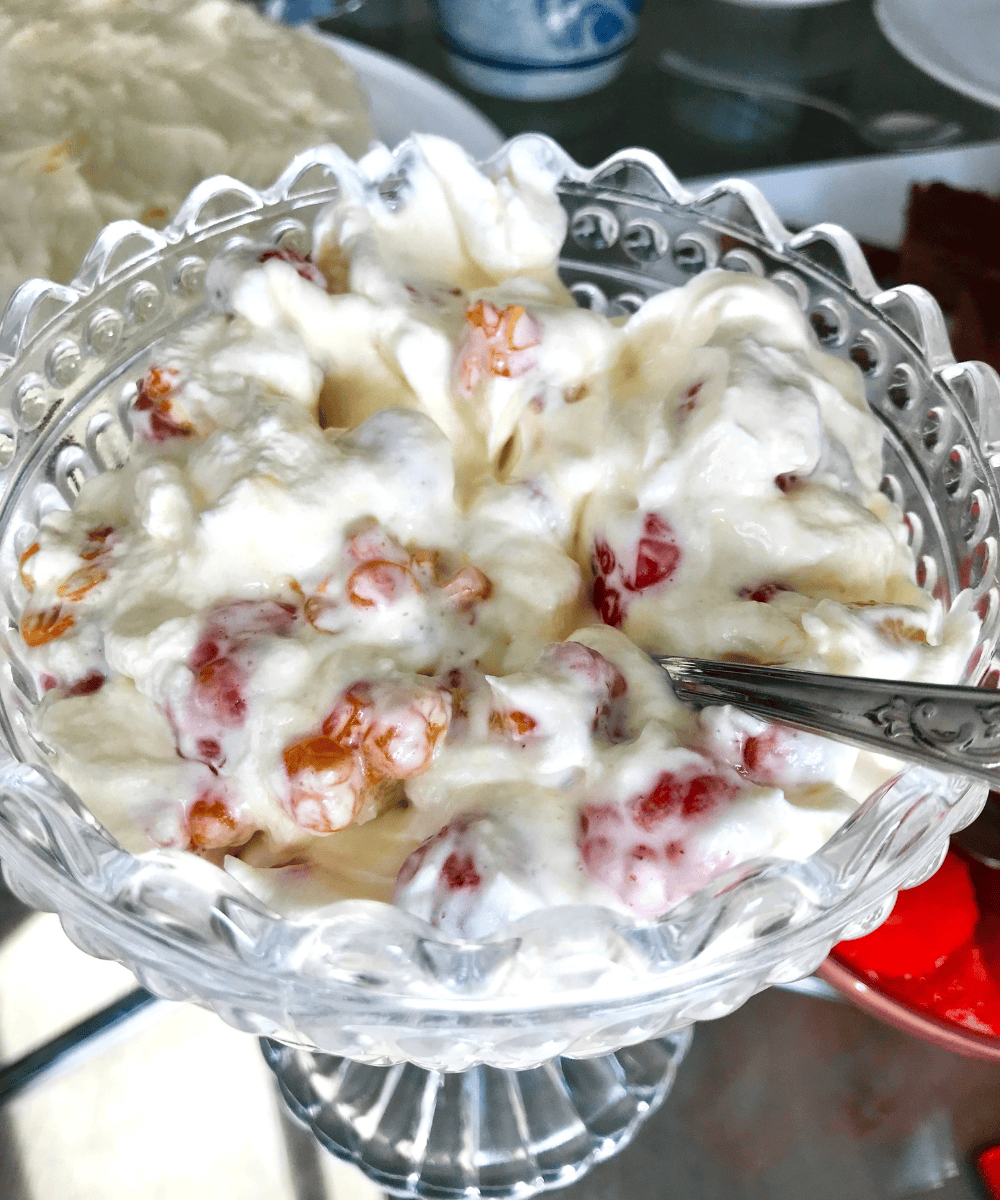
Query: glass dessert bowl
0,137,997,1198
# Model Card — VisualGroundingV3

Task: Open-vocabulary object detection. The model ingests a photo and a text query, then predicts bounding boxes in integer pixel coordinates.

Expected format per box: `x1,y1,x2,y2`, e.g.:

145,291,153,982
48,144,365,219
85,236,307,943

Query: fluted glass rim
0,135,994,1067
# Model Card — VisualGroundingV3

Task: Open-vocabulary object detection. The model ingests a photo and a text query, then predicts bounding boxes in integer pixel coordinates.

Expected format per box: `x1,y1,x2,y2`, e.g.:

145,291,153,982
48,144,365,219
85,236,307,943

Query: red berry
592,575,624,628
592,538,616,577
64,671,106,697
775,472,804,494
441,852,481,891
630,770,734,831
258,246,327,288
625,513,681,593
590,513,681,628
578,766,740,916
737,581,790,603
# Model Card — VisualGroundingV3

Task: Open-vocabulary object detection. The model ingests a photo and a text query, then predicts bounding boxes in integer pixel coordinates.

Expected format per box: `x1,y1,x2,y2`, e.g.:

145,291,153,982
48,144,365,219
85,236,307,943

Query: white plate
875,0,1000,113
686,137,1000,248
316,33,506,160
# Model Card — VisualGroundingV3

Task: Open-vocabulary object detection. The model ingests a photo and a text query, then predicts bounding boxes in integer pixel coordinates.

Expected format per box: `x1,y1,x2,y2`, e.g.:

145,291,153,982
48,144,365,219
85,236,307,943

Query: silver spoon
654,655,1000,791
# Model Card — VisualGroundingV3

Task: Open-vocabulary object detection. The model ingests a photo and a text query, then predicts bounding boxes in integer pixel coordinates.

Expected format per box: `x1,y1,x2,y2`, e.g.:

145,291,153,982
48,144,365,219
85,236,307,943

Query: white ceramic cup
431,0,645,101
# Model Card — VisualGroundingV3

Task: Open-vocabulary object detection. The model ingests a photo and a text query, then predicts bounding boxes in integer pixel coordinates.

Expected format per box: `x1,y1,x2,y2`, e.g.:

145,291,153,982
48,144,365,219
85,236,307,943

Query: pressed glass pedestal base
261,1030,693,1199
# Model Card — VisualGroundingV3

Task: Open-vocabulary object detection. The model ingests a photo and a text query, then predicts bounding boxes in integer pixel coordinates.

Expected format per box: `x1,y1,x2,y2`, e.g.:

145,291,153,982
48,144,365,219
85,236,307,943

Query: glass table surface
2,875,1000,1200
316,0,1000,180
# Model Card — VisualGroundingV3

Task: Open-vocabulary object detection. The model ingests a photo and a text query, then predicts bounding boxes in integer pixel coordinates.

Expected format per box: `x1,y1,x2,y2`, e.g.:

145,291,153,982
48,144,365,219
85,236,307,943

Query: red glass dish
820,844,1000,1060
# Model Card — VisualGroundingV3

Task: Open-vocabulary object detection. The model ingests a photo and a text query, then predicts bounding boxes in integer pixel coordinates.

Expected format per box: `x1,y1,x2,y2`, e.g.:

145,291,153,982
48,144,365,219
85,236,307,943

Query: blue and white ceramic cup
431,0,645,101
257,0,366,22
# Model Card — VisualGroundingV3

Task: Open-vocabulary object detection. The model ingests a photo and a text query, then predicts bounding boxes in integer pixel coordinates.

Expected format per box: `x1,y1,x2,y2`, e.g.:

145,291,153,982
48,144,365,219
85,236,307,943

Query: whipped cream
21,135,979,936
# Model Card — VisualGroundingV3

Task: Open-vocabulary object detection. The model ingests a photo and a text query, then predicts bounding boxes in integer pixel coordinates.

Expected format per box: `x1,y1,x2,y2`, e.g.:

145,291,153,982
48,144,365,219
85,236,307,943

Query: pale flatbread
0,0,375,300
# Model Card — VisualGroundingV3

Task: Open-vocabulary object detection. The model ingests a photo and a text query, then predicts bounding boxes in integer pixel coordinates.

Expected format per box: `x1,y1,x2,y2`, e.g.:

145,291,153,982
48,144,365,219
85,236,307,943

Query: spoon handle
653,655,1000,789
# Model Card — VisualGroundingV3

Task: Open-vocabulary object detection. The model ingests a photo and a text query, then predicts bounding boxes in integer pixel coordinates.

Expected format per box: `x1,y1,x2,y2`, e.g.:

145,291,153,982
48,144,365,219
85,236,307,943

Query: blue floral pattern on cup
538,0,645,52
432,0,644,98
537,0,636,50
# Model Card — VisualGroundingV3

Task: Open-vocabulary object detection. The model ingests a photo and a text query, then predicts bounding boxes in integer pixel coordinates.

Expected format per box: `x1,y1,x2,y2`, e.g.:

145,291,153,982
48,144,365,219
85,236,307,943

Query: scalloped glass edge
0,135,994,1070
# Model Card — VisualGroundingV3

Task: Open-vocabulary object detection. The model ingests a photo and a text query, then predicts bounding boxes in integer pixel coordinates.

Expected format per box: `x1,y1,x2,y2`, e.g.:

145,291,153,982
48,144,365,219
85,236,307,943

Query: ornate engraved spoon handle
653,656,1000,789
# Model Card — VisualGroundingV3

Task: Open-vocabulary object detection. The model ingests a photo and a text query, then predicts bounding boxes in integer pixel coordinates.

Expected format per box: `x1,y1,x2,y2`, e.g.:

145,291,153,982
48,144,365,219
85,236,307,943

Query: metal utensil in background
243,0,367,23
653,0,999,154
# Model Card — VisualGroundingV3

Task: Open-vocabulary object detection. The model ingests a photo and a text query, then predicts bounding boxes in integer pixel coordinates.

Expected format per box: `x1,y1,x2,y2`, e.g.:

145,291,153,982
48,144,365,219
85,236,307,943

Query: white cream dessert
19,135,979,937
